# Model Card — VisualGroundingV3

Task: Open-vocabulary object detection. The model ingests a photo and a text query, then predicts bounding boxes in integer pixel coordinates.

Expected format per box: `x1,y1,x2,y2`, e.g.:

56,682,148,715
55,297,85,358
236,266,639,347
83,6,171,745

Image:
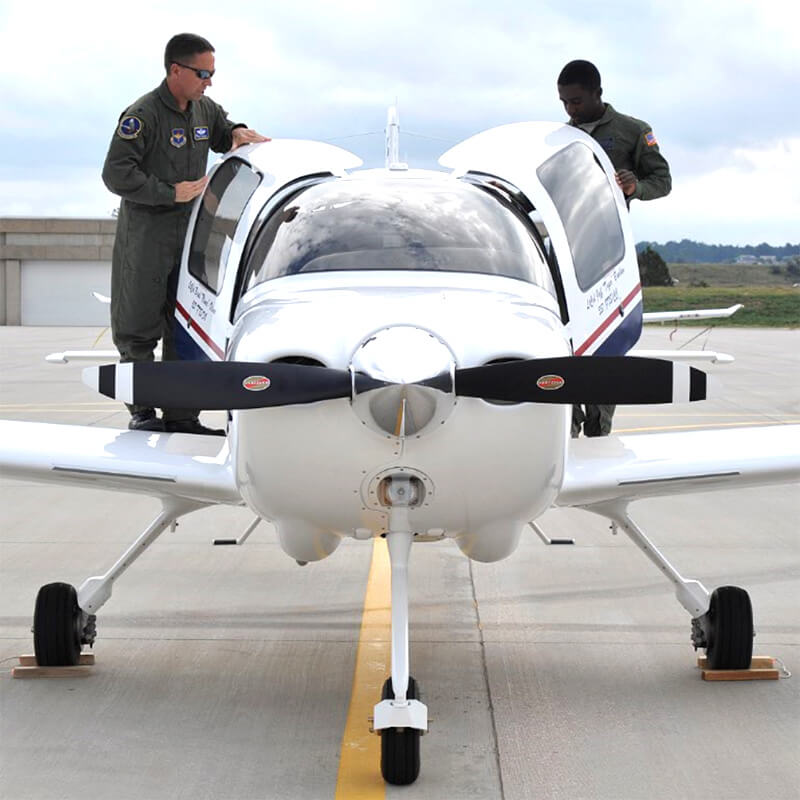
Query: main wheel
33,582,82,666
705,585,754,669
380,676,421,786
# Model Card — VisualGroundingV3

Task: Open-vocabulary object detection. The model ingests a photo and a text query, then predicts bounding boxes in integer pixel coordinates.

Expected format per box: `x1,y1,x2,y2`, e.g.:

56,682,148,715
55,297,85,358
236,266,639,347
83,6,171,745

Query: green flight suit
570,104,671,437
573,103,671,201
102,80,242,420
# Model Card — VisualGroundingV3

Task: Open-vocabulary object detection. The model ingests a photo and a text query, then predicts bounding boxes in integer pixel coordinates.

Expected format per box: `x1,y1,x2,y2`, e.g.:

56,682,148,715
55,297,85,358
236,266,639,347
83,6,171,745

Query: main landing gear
33,582,95,666
31,498,205,666
372,475,428,785
588,500,755,670
692,585,754,669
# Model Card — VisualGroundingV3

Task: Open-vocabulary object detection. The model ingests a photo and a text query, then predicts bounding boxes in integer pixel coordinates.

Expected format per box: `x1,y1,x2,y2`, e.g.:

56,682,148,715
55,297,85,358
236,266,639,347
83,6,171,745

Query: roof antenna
385,104,408,171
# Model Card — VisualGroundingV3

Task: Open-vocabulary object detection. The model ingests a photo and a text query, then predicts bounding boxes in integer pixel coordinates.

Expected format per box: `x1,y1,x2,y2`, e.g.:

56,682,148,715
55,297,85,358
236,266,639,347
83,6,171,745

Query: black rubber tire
33,582,82,666
705,585,754,669
380,675,421,786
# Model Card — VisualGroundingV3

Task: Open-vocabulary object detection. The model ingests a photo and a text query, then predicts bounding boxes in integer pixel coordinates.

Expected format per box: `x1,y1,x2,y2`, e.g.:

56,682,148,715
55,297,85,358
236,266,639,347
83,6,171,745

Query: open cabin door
441,122,642,356
174,140,362,361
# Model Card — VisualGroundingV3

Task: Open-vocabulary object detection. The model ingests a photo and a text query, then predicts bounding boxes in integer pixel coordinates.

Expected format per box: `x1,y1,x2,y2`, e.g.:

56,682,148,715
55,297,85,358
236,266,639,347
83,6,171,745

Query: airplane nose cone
350,326,456,437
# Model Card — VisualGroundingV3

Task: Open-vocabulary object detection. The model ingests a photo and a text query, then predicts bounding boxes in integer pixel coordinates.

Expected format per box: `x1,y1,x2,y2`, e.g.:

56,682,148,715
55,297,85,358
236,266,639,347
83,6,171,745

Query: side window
188,158,261,293
537,143,624,291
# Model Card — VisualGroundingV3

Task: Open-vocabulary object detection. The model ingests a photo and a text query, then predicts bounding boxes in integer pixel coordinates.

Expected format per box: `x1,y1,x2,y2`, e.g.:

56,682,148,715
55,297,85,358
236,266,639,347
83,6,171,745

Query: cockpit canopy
240,177,556,296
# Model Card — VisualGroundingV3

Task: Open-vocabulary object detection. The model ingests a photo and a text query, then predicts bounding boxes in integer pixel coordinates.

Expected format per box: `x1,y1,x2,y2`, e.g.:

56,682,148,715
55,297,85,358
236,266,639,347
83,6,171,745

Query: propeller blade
83,361,382,410
453,356,708,405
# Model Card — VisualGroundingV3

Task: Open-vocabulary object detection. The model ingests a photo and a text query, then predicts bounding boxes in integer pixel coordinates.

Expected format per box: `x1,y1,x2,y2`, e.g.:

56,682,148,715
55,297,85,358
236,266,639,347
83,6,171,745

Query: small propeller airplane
2,114,798,786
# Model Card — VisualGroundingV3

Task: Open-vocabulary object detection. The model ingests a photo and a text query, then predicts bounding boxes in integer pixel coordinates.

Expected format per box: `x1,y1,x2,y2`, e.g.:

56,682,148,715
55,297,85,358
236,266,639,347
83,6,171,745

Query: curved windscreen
242,178,555,294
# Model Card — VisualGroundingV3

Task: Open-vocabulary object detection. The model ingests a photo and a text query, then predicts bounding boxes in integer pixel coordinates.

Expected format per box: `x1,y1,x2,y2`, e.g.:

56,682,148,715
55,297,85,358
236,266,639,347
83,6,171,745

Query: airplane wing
0,420,240,505
641,304,744,323
628,349,734,363
46,349,123,363
556,424,800,507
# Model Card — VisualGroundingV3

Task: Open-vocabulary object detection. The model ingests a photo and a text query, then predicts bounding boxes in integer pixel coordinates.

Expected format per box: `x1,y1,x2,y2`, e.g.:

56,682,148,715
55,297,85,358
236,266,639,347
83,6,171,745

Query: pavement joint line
469,557,506,800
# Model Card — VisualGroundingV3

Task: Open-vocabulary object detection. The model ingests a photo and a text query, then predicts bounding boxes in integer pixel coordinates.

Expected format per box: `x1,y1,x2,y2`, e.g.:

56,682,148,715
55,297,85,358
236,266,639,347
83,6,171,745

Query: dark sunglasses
173,62,215,80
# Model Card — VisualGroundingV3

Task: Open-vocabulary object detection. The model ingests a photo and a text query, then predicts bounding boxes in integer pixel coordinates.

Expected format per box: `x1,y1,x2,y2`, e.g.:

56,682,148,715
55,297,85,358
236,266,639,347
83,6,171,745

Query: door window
188,158,261,293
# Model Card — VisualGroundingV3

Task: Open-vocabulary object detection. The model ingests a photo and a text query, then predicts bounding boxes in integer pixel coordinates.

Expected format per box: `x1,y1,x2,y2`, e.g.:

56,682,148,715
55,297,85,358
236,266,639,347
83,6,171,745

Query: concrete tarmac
1,326,798,799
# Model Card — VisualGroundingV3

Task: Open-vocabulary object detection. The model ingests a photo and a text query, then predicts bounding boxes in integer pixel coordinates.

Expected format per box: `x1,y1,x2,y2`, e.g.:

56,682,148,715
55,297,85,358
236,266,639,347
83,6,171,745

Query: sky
0,0,798,246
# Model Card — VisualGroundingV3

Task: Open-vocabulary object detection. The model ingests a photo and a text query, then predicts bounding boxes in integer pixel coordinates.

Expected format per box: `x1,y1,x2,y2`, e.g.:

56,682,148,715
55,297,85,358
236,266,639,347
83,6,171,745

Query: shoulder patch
117,116,143,140
644,131,658,147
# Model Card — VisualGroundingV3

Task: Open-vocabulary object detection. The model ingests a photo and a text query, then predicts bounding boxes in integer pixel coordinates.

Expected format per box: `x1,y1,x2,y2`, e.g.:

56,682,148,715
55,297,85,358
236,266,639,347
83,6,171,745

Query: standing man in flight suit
556,59,671,437
103,32,268,434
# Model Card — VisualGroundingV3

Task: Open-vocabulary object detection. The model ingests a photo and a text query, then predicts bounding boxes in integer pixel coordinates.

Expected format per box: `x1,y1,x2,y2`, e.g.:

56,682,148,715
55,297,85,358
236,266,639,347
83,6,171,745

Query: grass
642,286,800,327
666,262,798,287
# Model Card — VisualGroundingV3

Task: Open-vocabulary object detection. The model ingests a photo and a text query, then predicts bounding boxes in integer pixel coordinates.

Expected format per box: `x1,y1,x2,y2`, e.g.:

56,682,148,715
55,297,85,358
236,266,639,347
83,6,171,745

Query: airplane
2,116,799,786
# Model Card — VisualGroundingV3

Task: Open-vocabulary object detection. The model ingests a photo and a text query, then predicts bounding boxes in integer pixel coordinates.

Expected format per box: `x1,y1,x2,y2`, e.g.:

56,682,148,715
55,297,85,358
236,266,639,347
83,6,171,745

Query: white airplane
2,119,799,786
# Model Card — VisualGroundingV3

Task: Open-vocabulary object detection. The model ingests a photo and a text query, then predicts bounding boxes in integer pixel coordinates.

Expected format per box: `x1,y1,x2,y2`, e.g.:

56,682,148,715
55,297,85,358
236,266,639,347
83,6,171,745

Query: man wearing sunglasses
102,33,268,434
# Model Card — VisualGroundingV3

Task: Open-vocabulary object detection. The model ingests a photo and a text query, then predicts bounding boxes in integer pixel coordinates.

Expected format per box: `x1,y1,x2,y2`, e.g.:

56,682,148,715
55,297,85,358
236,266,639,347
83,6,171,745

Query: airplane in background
2,116,798,785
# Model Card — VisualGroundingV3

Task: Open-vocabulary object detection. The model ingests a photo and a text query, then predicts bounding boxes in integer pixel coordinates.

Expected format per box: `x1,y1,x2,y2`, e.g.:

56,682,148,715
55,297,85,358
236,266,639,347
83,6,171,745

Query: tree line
636,240,800,264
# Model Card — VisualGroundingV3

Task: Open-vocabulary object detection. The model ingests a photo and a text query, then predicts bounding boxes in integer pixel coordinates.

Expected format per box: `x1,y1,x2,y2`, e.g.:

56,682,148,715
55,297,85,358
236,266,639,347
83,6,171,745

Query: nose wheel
380,676,421,786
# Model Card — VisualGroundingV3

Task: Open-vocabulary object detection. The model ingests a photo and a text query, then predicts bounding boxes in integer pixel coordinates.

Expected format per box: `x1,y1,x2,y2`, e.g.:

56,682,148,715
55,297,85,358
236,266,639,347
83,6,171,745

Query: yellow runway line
615,420,799,433
0,403,118,410
335,537,391,799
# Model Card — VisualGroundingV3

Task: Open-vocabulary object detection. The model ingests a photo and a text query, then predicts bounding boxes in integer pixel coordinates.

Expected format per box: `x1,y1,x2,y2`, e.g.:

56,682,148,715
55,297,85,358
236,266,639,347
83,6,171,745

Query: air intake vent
270,356,327,368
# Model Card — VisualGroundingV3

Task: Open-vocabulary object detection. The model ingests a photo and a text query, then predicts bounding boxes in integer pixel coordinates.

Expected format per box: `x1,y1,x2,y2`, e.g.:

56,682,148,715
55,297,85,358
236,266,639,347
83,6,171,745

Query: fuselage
172,132,644,563
229,271,569,563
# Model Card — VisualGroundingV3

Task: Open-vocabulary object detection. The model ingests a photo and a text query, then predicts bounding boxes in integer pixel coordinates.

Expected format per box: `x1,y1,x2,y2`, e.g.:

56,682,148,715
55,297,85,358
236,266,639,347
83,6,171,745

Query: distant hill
636,240,800,263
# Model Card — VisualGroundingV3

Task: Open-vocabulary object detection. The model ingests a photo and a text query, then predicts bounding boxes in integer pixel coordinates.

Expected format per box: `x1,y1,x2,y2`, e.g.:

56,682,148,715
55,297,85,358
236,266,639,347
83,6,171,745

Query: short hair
164,33,215,73
557,60,601,91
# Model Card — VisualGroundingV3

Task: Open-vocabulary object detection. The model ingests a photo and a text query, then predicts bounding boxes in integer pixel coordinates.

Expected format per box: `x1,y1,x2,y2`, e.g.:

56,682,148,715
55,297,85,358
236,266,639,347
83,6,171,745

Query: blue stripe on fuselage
173,320,212,361
594,300,643,356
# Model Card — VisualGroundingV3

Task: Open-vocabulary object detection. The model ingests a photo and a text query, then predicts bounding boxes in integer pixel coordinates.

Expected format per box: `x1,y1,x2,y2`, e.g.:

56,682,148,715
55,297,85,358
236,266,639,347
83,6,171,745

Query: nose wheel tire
705,585,754,669
380,676,421,786
33,582,82,666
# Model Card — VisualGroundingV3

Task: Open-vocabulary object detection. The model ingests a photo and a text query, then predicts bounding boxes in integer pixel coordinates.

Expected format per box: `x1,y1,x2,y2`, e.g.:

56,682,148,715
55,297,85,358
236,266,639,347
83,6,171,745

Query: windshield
242,177,555,294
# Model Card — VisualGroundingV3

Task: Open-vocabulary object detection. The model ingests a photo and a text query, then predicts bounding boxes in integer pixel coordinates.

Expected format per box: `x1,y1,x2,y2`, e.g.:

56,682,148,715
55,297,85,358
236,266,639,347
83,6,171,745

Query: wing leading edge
557,424,800,507
0,421,240,505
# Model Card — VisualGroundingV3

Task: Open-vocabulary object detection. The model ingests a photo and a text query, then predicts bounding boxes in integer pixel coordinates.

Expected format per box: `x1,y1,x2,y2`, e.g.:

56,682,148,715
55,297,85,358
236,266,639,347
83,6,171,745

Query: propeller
83,361,383,410
84,355,708,410
450,356,708,405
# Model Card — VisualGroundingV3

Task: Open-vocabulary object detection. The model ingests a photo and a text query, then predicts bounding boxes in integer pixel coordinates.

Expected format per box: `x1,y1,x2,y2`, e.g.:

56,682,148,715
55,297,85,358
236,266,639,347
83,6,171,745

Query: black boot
164,419,225,436
128,409,164,431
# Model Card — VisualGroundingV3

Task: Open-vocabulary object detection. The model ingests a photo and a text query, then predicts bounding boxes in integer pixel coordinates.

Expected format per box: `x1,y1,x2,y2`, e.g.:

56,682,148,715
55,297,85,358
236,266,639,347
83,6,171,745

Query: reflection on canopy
243,178,556,295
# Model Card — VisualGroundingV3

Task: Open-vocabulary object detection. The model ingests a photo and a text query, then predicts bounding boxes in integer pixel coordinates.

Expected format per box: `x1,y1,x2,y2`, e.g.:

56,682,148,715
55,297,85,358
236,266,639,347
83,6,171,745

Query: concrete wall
0,218,116,325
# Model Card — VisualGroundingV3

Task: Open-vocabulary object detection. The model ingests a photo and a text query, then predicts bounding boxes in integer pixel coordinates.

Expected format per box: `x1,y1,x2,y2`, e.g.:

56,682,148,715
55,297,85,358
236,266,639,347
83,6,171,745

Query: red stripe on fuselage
175,301,225,359
575,283,642,356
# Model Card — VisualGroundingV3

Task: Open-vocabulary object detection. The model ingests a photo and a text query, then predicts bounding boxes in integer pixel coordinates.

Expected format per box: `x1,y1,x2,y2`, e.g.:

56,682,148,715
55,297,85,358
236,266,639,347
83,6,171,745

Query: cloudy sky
1,0,797,245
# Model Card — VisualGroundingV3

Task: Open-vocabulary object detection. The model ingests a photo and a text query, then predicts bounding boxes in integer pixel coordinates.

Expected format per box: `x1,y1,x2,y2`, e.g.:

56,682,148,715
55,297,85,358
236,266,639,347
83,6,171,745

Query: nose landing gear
379,676,422,785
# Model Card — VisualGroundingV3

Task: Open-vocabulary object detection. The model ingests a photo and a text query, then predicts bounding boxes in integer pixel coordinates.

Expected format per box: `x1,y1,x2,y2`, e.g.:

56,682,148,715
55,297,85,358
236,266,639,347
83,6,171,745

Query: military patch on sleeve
645,131,658,147
117,116,142,140
170,128,187,148
193,126,210,141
